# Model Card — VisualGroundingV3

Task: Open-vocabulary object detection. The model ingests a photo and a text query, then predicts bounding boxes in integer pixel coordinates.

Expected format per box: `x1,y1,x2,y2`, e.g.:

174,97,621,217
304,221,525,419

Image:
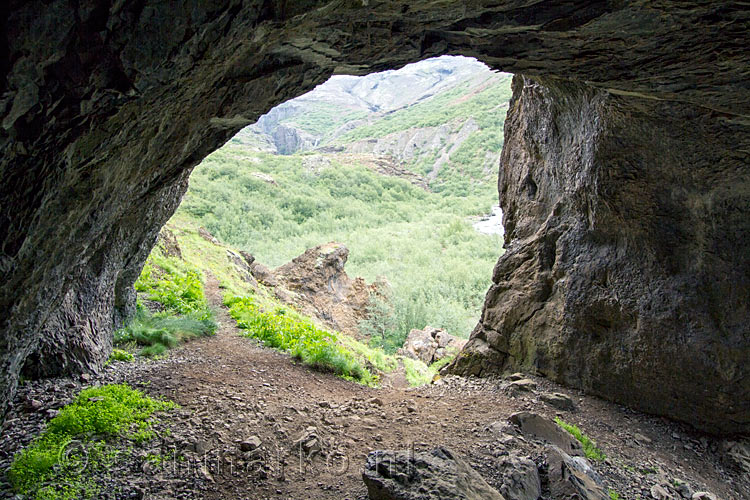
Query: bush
9,384,175,500
227,296,374,384
555,417,606,461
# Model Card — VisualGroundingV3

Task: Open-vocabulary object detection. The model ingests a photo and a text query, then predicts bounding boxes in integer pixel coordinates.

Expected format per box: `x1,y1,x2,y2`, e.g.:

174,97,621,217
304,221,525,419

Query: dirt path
123,275,744,499
2,275,746,499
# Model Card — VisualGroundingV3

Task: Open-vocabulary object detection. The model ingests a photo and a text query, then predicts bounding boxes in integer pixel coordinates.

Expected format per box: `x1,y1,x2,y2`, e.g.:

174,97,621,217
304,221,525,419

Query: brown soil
2,275,746,500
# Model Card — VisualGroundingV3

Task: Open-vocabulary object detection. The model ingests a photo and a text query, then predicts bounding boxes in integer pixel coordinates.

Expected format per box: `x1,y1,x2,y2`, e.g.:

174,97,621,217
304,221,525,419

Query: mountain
232,56,512,195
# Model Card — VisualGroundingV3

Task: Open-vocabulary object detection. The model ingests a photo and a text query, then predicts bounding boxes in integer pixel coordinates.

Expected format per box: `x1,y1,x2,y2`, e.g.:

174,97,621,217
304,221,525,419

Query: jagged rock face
1,0,749,432
452,76,750,434
272,243,377,336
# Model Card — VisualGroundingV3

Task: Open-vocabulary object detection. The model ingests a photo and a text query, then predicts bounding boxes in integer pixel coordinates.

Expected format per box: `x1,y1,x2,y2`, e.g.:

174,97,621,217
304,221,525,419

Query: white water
473,205,504,236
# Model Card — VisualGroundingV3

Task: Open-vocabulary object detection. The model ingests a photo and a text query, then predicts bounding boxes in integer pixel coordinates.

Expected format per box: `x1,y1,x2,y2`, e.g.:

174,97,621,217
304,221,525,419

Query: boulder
273,243,379,336
546,445,608,500
362,447,505,500
720,439,750,474
398,326,467,365
540,393,577,412
497,454,541,500
509,412,583,457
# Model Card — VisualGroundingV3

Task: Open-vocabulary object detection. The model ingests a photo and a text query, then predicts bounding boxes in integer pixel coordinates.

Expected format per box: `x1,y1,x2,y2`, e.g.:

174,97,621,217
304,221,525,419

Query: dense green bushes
9,384,175,500
226,296,375,384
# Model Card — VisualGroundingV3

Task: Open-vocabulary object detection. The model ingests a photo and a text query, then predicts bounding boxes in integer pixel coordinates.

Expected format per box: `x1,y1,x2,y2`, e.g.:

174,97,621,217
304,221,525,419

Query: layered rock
451,76,750,434
1,0,749,432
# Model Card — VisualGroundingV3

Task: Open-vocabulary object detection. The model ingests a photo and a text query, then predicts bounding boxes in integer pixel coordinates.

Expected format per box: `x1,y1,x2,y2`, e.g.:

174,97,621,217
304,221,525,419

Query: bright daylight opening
129,56,511,386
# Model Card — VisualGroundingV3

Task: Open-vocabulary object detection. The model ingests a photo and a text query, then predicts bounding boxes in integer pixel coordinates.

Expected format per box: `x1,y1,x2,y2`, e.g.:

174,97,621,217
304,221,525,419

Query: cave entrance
145,56,511,386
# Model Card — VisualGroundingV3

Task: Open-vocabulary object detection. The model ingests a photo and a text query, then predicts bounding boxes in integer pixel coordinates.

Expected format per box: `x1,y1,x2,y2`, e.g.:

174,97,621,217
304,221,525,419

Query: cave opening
153,55,510,386
2,2,749,497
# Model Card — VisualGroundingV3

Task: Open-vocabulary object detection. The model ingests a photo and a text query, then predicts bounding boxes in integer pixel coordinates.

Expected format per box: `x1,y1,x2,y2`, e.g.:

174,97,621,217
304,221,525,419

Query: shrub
135,258,210,319
9,384,175,500
554,417,606,461
402,356,435,386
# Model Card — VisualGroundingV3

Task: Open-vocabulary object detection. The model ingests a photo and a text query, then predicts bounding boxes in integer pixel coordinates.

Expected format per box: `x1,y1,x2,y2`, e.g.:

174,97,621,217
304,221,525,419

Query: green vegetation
402,357,435,386
333,73,512,195
555,417,607,461
108,348,134,363
279,103,368,139
178,150,502,349
115,307,217,357
9,384,175,500
116,243,217,357
609,489,621,500
134,250,211,319
227,296,375,384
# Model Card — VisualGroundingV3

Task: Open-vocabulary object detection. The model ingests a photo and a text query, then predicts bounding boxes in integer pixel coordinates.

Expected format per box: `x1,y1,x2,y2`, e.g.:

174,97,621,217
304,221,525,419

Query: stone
540,393,576,411
240,436,261,452
399,326,467,365
509,412,583,457
546,445,608,500
508,379,537,393
497,454,541,500
720,439,750,473
691,493,717,500
362,447,505,500
1,0,748,435
634,433,653,445
650,485,674,500
193,440,210,454
671,479,692,499
295,427,321,456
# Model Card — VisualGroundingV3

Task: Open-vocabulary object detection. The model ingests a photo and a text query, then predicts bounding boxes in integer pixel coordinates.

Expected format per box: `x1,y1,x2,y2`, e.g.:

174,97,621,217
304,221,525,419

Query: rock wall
2,1,749,432
451,76,750,434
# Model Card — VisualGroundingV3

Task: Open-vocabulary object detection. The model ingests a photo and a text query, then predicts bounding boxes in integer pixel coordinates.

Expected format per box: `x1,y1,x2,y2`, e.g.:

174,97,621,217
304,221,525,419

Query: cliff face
2,1,749,433
451,76,750,434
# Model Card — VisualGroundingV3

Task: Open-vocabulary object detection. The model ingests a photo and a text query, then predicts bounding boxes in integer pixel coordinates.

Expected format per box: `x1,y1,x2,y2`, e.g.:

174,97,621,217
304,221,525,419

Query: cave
1,1,748,438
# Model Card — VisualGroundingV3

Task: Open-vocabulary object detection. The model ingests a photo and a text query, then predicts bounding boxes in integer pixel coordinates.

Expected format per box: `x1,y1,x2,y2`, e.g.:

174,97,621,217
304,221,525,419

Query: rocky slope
245,56,492,154
1,1,749,436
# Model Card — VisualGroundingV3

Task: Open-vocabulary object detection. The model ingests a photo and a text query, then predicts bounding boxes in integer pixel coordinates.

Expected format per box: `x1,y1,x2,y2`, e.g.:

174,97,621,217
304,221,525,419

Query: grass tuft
115,307,217,357
108,348,134,363
555,417,606,461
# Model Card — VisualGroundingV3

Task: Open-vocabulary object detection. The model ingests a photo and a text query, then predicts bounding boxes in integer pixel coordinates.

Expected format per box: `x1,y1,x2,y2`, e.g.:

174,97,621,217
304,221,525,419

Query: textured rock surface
451,75,750,434
398,326,467,365
1,0,749,430
362,447,505,500
272,242,377,336
508,412,584,457
546,445,608,500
